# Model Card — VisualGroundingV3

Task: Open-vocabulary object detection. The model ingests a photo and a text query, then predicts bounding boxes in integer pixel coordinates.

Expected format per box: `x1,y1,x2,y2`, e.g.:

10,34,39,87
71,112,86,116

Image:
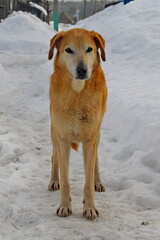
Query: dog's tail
71,142,79,151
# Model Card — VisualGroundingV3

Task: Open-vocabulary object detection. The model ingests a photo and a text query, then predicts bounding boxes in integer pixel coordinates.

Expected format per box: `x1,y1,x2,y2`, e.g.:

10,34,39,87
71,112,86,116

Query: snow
0,0,160,238
0,11,54,54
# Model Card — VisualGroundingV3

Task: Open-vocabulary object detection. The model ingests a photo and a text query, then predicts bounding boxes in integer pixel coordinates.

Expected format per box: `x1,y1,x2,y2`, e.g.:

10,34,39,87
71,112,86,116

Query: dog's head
48,28,106,82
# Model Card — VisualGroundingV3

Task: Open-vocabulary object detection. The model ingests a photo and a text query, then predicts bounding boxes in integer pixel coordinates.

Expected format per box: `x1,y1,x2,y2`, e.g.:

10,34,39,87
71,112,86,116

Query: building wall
0,0,11,20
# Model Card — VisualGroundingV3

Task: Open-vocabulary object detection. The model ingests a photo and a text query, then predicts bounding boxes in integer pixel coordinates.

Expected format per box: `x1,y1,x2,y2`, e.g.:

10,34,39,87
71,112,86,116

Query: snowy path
0,54,160,240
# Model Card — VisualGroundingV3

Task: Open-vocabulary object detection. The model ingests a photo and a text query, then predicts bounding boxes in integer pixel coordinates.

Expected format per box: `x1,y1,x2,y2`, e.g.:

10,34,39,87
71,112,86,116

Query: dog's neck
71,79,86,93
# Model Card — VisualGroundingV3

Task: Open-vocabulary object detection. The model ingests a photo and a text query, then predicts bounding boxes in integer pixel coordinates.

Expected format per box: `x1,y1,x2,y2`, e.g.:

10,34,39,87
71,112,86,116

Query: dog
48,28,108,220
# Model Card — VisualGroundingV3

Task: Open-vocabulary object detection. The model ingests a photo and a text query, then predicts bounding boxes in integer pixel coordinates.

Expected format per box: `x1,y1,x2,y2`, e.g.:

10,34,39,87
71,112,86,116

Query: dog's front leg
48,129,60,191
83,139,99,220
94,131,105,192
56,138,72,217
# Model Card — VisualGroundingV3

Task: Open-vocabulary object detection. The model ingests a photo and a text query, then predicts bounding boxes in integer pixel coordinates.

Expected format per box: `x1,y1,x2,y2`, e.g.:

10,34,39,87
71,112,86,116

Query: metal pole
53,0,59,31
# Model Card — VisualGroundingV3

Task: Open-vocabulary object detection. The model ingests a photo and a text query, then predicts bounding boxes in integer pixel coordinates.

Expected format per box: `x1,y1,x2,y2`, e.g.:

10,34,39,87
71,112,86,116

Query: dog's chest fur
50,87,103,141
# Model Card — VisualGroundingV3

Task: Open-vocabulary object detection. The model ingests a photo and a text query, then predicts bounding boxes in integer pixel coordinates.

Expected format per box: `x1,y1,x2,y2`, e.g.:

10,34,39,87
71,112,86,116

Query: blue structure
122,0,134,4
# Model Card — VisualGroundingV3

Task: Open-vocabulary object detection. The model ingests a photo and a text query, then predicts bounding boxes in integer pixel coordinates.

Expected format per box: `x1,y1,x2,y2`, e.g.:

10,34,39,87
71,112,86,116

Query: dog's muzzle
76,63,88,80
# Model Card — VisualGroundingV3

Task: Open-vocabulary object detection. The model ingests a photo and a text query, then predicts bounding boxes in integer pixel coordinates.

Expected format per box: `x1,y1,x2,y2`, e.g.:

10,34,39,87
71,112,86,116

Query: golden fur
48,28,108,220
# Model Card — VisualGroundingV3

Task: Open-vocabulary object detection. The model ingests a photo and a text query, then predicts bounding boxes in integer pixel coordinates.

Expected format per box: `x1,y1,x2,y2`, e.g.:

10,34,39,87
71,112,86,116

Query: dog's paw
95,181,105,192
57,205,72,217
83,207,99,220
48,180,60,191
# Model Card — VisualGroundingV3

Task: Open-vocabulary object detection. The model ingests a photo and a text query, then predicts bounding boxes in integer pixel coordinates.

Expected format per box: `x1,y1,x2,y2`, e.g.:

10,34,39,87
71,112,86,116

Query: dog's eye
86,47,93,53
65,48,74,54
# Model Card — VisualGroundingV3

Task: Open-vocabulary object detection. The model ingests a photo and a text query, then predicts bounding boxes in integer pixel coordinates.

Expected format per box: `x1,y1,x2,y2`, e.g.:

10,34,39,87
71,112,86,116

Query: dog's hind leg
48,128,60,191
94,132,105,192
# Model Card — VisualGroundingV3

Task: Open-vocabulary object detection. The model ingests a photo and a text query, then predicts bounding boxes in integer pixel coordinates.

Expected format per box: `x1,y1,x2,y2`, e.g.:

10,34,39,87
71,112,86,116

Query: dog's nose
76,64,87,79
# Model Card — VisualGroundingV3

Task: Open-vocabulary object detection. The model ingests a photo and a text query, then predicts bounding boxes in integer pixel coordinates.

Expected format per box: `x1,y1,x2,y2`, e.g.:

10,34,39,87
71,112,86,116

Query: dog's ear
91,31,106,61
48,31,65,60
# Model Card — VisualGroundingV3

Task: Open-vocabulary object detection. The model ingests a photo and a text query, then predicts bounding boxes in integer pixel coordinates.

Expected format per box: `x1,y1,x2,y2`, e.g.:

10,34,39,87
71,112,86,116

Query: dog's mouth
76,75,88,80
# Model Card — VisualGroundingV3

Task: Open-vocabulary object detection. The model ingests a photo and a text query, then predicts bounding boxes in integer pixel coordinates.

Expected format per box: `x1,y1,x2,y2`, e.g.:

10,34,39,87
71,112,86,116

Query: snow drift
0,11,54,54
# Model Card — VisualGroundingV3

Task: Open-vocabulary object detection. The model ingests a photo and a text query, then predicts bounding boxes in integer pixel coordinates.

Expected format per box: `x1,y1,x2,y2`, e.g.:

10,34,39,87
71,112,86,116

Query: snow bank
29,61,52,98
0,11,55,54
22,60,52,113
